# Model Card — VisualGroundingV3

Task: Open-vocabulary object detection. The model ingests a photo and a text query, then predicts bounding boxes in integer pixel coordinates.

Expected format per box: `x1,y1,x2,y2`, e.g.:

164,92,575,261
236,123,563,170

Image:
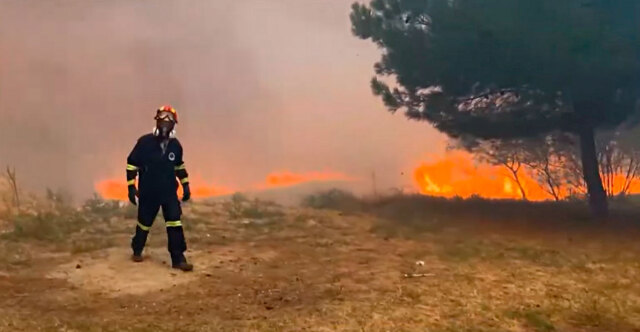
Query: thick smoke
0,0,445,201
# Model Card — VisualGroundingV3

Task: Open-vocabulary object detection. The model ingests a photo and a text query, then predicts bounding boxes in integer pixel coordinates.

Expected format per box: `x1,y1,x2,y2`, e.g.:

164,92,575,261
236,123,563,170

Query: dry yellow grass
0,196,640,331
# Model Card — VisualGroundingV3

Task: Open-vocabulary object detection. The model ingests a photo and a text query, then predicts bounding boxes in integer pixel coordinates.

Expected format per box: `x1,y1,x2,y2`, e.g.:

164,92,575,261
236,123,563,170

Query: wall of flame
413,152,640,201
95,171,352,201
97,151,640,202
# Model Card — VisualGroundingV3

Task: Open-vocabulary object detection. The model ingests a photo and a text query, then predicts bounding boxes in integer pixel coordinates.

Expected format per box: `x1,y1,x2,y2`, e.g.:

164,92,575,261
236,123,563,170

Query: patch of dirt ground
46,246,227,297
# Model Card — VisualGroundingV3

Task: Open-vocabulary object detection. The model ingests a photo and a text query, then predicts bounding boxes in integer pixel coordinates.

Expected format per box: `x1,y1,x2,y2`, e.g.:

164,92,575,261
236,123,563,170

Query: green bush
7,210,89,242
302,190,640,228
223,193,284,220
301,189,363,212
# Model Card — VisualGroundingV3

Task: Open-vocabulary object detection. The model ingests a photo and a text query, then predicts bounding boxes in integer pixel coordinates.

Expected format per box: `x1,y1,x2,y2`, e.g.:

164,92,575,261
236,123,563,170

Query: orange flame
413,152,557,201
95,170,352,200
95,178,233,201
95,180,129,201
413,152,640,201
260,171,352,189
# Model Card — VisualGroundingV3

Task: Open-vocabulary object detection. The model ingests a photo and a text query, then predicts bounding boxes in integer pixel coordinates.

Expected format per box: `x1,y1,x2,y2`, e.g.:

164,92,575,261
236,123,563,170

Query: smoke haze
0,0,445,200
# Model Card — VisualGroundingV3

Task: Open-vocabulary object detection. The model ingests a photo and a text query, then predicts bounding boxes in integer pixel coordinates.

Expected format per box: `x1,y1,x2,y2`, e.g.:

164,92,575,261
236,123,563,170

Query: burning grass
260,171,353,189
413,150,640,201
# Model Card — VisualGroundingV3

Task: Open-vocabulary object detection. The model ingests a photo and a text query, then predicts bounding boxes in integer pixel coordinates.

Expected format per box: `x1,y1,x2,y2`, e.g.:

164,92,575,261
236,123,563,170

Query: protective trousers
131,195,187,265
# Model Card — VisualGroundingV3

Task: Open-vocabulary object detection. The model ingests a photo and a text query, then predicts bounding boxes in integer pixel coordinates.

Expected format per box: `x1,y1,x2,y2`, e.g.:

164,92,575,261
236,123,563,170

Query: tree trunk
504,161,527,201
514,176,527,201
579,127,608,219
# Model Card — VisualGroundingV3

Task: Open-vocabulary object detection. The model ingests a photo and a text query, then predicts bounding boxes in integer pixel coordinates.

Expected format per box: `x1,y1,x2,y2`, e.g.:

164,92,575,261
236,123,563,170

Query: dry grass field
1,190,640,331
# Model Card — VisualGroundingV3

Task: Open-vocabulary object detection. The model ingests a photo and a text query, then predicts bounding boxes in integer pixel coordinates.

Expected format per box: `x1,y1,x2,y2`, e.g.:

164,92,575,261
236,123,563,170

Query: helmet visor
155,111,176,122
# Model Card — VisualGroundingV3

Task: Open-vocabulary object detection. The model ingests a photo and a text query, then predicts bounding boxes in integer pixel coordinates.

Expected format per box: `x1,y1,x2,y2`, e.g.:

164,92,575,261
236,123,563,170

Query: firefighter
126,105,193,271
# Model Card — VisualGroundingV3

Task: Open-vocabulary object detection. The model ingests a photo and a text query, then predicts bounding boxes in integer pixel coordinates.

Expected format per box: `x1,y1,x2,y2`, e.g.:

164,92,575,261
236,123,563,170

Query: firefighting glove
182,183,191,202
128,185,138,205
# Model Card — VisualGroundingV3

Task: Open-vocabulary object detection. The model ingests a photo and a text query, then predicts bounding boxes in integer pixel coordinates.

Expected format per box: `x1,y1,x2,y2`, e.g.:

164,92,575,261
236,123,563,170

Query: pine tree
351,0,640,218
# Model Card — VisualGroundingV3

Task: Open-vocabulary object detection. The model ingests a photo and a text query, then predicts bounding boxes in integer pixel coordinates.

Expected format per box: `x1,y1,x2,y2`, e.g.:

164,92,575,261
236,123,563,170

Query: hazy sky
0,0,446,200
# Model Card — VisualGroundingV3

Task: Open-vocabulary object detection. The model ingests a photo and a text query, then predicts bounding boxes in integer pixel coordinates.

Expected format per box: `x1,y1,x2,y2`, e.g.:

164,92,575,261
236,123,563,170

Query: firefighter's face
155,112,175,138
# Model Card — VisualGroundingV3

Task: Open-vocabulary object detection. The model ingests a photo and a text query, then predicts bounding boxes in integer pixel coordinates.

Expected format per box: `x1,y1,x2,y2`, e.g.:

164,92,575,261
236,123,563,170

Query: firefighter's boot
131,224,151,263
171,254,193,272
166,221,191,271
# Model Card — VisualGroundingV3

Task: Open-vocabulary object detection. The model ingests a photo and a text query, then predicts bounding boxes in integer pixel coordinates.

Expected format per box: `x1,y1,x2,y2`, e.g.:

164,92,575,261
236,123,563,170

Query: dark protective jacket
126,133,189,200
